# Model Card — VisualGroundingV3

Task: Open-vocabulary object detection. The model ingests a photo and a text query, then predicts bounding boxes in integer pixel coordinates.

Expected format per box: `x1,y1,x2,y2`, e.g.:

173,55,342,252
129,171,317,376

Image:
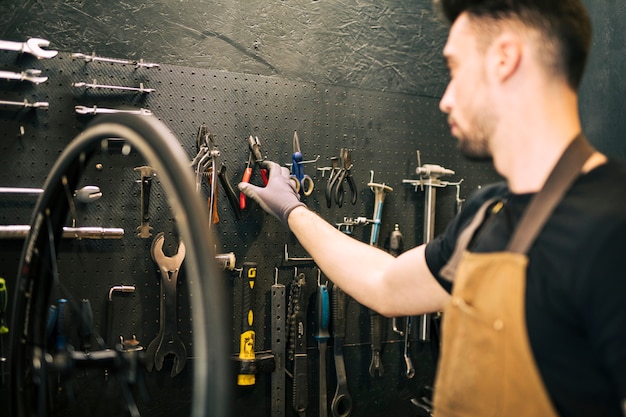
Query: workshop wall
0,1,623,417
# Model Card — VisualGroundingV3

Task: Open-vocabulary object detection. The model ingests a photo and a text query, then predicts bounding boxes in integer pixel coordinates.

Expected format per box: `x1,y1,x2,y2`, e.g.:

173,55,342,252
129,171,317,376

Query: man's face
439,14,496,161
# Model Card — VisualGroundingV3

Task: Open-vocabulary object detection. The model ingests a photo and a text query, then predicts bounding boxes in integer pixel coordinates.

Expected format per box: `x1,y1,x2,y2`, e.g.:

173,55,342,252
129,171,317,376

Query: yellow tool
0,278,7,334
238,262,257,385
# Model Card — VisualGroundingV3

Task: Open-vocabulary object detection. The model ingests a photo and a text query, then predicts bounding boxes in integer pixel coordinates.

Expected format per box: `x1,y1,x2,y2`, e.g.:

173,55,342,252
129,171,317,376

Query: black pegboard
0,50,500,416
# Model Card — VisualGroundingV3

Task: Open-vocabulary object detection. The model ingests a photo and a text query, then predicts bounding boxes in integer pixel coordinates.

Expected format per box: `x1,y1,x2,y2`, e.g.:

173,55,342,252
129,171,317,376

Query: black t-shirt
425,159,626,417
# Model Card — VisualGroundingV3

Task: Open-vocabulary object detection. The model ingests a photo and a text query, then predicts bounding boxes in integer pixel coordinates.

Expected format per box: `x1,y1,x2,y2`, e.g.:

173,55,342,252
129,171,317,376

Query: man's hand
238,160,306,225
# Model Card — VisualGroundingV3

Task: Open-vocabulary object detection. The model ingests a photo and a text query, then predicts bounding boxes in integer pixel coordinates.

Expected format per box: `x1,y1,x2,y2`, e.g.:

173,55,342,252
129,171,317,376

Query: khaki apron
433,135,593,417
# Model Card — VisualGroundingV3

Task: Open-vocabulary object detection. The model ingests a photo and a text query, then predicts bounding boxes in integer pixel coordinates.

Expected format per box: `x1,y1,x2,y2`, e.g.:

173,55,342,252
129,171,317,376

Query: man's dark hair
437,0,592,89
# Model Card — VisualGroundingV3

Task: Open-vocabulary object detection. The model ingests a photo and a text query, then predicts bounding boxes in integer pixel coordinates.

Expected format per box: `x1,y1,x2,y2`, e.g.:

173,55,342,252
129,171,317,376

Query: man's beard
451,111,494,163
457,135,492,162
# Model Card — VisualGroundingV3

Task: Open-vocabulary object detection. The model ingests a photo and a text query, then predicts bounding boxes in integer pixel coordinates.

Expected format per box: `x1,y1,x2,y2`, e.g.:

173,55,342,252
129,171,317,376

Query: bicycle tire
9,114,229,417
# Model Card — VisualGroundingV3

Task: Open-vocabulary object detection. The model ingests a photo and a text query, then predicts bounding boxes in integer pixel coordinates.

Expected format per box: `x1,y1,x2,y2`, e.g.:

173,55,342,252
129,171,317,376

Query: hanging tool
368,172,393,247
193,125,220,224
238,262,257,385
0,185,102,203
271,268,286,417
390,224,405,336
0,69,48,84
145,233,187,377
74,105,153,116
71,52,159,68
135,166,156,238
215,252,237,270
78,299,93,352
315,271,331,417
366,172,393,378
0,98,49,109
217,162,242,219
326,148,357,208
287,270,308,416
0,278,6,385
55,299,69,352
0,37,58,59
387,225,415,378
0,278,7,335
289,131,314,196
239,136,269,210
330,284,352,417
72,79,155,93
402,152,461,342
0,225,123,239
106,285,136,347
191,125,241,221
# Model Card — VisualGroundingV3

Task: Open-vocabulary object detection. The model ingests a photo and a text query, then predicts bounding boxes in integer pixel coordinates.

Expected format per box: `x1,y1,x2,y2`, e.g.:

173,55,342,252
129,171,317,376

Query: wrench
0,99,49,109
145,232,187,377
0,69,48,84
74,105,153,116
331,285,353,417
0,38,58,59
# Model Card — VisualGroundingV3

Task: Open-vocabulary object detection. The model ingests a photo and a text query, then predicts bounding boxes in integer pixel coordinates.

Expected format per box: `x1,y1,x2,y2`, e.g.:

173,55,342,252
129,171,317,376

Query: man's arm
238,160,450,316
287,206,449,316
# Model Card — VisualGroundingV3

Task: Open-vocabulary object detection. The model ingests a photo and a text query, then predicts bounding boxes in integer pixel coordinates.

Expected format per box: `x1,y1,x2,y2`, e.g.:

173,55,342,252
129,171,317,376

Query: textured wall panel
0,50,500,416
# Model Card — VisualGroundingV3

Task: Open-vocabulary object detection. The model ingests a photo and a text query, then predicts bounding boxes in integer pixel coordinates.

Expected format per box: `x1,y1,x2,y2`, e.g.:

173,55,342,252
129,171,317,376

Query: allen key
283,243,315,265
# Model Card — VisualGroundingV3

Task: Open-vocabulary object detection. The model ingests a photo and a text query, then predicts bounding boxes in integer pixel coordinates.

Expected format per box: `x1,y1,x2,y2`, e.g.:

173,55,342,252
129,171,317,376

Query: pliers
326,148,357,208
290,131,314,196
239,135,269,210
191,125,241,222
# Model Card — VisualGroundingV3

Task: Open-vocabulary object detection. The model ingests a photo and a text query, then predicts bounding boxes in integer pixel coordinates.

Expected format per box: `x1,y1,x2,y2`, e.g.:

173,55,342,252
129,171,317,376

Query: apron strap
507,134,594,253
439,133,594,280
439,197,502,281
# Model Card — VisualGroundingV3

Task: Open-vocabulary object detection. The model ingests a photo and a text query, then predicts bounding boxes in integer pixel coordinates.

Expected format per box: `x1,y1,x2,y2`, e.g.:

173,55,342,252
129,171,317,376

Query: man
239,0,626,415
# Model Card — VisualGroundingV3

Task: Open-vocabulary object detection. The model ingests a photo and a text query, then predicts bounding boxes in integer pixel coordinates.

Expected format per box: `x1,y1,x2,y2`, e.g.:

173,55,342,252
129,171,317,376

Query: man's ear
491,35,522,82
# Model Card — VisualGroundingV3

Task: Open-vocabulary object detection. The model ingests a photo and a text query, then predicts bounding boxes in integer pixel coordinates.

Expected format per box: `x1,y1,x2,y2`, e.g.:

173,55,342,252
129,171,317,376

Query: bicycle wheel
9,114,229,417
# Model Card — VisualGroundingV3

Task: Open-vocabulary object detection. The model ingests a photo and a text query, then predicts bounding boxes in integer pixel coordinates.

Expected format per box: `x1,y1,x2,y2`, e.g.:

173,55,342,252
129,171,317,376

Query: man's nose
439,83,452,114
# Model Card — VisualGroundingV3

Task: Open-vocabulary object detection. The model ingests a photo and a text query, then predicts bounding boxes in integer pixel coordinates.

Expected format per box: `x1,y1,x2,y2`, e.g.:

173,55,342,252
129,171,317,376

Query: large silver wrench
0,38,58,59
146,232,187,377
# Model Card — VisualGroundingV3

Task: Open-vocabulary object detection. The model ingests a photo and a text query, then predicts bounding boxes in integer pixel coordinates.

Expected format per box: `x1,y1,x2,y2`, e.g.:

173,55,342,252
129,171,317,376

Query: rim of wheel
10,114,229,417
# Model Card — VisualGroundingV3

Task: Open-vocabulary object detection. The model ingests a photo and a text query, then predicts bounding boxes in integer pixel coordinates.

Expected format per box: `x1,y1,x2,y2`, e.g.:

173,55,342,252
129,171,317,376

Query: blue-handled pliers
290,131,314,196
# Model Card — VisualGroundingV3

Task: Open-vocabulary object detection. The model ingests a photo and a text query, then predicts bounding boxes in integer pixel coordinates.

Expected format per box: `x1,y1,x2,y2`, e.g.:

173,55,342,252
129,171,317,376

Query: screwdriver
314,276,331,417
78,299,93,351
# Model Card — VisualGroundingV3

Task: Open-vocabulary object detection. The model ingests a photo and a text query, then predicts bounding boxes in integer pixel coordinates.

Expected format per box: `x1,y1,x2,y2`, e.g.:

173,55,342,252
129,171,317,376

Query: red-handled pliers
239,135,269,210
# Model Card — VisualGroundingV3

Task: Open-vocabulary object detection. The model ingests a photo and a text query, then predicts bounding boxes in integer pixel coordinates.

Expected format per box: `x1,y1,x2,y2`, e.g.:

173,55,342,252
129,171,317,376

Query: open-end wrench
330,284,352,417
314,275,331,417
367,176,393,378
403,316,415,378
75,105,153,116
0,69,48,84
145,233,187,377
0,38,58,59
